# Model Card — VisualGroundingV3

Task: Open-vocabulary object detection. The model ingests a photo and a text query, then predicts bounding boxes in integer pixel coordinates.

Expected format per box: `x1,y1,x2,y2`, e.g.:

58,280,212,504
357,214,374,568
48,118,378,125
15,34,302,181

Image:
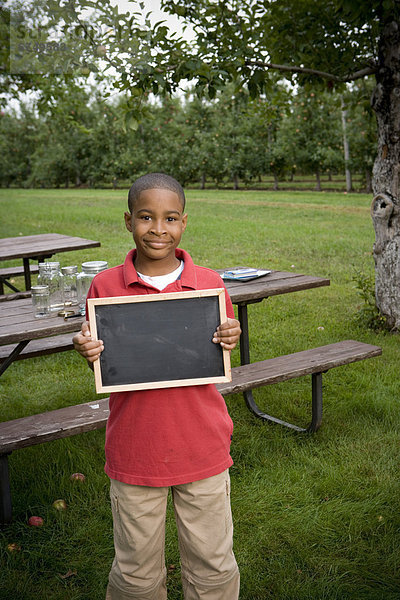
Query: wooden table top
0,269,329,347
0,299,84,345
0,233,100,261
220,269,330,304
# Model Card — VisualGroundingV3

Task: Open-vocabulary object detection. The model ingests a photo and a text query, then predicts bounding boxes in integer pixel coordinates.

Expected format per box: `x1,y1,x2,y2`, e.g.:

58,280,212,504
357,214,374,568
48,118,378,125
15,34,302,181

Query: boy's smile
124,188,187,276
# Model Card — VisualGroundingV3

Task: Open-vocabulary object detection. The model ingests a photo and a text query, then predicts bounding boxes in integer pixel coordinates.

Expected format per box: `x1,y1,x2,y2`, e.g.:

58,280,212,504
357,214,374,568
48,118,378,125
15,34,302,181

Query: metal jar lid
39,261,60,271
81,260,108,274
61,265,78,275
31,285,49,295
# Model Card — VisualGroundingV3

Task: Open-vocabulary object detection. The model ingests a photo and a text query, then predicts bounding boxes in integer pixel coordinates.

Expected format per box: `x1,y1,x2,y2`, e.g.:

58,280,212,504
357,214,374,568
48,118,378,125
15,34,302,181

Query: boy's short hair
128,173,186,213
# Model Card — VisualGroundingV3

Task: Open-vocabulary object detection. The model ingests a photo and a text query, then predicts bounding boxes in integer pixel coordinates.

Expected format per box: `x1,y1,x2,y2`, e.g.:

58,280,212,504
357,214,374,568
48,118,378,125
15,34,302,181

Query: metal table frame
236,299,323,433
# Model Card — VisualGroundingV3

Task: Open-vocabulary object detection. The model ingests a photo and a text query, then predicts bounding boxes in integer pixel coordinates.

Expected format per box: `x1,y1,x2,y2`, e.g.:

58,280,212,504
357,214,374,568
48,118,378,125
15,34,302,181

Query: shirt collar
123,248,197,290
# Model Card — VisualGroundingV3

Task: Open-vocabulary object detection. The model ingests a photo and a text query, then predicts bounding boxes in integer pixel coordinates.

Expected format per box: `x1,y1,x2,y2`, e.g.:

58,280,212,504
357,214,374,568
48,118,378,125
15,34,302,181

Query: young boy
73,173,241,600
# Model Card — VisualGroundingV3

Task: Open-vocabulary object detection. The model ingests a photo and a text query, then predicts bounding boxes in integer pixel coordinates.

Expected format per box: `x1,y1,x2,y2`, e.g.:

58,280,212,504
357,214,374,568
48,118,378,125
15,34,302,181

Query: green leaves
124,110,139,132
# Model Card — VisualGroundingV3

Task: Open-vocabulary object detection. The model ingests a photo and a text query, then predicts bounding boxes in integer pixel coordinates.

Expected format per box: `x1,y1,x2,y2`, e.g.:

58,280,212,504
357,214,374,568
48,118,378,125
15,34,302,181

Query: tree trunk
371,16,400,330
315,170,321,191
233,173,239,190
341,97,353,192
201,173,206,189
273,172,279,190
365,169,372,194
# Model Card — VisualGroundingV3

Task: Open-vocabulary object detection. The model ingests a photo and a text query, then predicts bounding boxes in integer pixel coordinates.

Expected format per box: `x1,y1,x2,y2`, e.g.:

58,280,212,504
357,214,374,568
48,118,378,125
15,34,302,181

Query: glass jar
37,262,63,312
77,260,108,315
31,285,50,318
61,265,78,306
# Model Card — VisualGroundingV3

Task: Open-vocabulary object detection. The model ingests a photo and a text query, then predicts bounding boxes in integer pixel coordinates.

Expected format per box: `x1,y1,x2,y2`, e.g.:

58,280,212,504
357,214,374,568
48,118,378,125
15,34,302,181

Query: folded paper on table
221,268,271,281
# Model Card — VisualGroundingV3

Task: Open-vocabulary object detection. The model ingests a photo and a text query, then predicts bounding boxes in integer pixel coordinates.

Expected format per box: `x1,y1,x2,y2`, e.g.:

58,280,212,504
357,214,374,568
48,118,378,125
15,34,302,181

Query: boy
73,173,241,600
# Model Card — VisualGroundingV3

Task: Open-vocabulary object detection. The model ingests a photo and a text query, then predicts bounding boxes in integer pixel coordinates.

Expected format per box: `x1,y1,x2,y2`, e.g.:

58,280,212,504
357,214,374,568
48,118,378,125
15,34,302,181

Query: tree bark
371,17,400,330
365,169,372,194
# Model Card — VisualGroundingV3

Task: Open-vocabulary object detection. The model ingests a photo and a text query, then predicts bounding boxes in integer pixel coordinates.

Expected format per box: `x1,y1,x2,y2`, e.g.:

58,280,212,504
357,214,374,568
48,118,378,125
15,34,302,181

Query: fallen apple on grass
52,499,67,511
28,516,44,527
70,472,86,482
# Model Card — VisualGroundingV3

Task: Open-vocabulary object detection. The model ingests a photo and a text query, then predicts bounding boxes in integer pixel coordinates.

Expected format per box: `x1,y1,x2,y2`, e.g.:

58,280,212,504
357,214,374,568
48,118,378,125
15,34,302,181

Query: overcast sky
111,0,194,40
6,0,194,108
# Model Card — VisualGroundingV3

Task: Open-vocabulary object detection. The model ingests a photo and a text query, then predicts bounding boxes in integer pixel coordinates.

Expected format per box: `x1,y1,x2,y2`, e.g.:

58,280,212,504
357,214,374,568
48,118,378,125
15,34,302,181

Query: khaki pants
106,470,240,600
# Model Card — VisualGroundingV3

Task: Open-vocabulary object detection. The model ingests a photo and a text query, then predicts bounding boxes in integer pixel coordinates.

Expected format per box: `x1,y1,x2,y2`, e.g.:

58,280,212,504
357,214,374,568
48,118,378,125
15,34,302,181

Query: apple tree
4,0,400,328
159,0,400,329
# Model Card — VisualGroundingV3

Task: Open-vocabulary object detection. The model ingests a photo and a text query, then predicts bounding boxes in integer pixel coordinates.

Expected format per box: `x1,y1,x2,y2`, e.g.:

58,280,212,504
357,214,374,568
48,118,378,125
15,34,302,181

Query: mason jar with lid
77,261,108,315
37,262,63,312
31,285,50,318
61,265,78,306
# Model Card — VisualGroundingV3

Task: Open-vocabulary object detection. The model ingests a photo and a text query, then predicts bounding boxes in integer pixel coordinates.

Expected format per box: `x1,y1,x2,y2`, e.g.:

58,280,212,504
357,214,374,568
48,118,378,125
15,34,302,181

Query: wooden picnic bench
0,340,381,523
0,333,75,363
0,264,39,295
0,291,32,302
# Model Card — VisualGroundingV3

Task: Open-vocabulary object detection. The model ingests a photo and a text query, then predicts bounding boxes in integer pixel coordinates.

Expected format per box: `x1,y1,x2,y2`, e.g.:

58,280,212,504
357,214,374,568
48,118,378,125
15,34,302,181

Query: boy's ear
124,211,133,232
182,213,188,232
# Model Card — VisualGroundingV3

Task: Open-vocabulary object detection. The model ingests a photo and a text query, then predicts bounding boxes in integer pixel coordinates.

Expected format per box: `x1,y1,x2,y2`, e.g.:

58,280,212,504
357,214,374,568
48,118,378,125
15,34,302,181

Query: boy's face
124,188,187,274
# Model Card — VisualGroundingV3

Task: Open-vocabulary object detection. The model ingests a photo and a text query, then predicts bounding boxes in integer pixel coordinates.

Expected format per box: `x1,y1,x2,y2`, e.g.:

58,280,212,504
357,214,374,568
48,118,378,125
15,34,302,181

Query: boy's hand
72,321,104,364
212,318,241,351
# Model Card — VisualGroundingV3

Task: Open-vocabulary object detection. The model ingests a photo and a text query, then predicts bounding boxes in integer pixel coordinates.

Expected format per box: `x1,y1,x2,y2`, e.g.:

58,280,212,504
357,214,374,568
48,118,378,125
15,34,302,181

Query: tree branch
245,60,377,82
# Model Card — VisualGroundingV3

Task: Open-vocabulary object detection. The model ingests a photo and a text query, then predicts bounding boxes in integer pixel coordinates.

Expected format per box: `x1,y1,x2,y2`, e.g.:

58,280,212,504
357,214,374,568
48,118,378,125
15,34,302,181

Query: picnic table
218,268,330,363
0,299,84,376
0,233,100,292
1,268,384,526
0,269,330,379
218,269,331,422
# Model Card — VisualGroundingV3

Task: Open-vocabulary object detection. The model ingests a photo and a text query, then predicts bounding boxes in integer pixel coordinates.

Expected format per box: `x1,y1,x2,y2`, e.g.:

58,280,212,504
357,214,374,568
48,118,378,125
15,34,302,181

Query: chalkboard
87,289,231,393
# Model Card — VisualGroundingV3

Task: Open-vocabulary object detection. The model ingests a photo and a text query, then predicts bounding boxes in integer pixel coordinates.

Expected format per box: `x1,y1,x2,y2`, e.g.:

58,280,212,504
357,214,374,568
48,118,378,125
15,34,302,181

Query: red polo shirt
87,248,235,486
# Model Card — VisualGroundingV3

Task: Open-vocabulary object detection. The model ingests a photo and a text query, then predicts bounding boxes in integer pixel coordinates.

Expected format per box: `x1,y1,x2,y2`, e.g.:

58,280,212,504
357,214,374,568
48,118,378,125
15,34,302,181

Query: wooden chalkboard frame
87,288,232,393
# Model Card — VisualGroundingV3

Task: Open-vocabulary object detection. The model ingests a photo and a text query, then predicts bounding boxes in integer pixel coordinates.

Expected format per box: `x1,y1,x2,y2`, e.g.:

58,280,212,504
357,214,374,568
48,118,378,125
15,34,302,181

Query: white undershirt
137,260,184,291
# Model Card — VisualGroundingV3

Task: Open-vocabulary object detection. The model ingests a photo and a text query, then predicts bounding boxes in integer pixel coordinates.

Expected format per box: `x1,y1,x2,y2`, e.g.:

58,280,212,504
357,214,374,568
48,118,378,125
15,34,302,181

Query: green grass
188,174,367,193
1,188,399,599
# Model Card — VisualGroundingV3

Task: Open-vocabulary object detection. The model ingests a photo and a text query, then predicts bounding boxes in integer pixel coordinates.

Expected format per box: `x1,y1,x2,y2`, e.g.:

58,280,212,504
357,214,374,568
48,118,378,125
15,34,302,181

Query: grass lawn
0,188,399,599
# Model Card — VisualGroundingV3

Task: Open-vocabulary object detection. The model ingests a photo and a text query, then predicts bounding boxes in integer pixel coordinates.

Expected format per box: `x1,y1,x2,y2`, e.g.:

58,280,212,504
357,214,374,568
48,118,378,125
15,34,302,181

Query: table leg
0,279,20,294
23,257,32,290
238,303,251,365
0,341,30,377
0,454,12,525
308,372,323,432
238,302,275,421
236,302,321,432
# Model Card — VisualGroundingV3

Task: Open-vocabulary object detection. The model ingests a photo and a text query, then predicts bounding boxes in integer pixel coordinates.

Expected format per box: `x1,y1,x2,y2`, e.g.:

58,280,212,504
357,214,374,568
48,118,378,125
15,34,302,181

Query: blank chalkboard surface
87,289,231,393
